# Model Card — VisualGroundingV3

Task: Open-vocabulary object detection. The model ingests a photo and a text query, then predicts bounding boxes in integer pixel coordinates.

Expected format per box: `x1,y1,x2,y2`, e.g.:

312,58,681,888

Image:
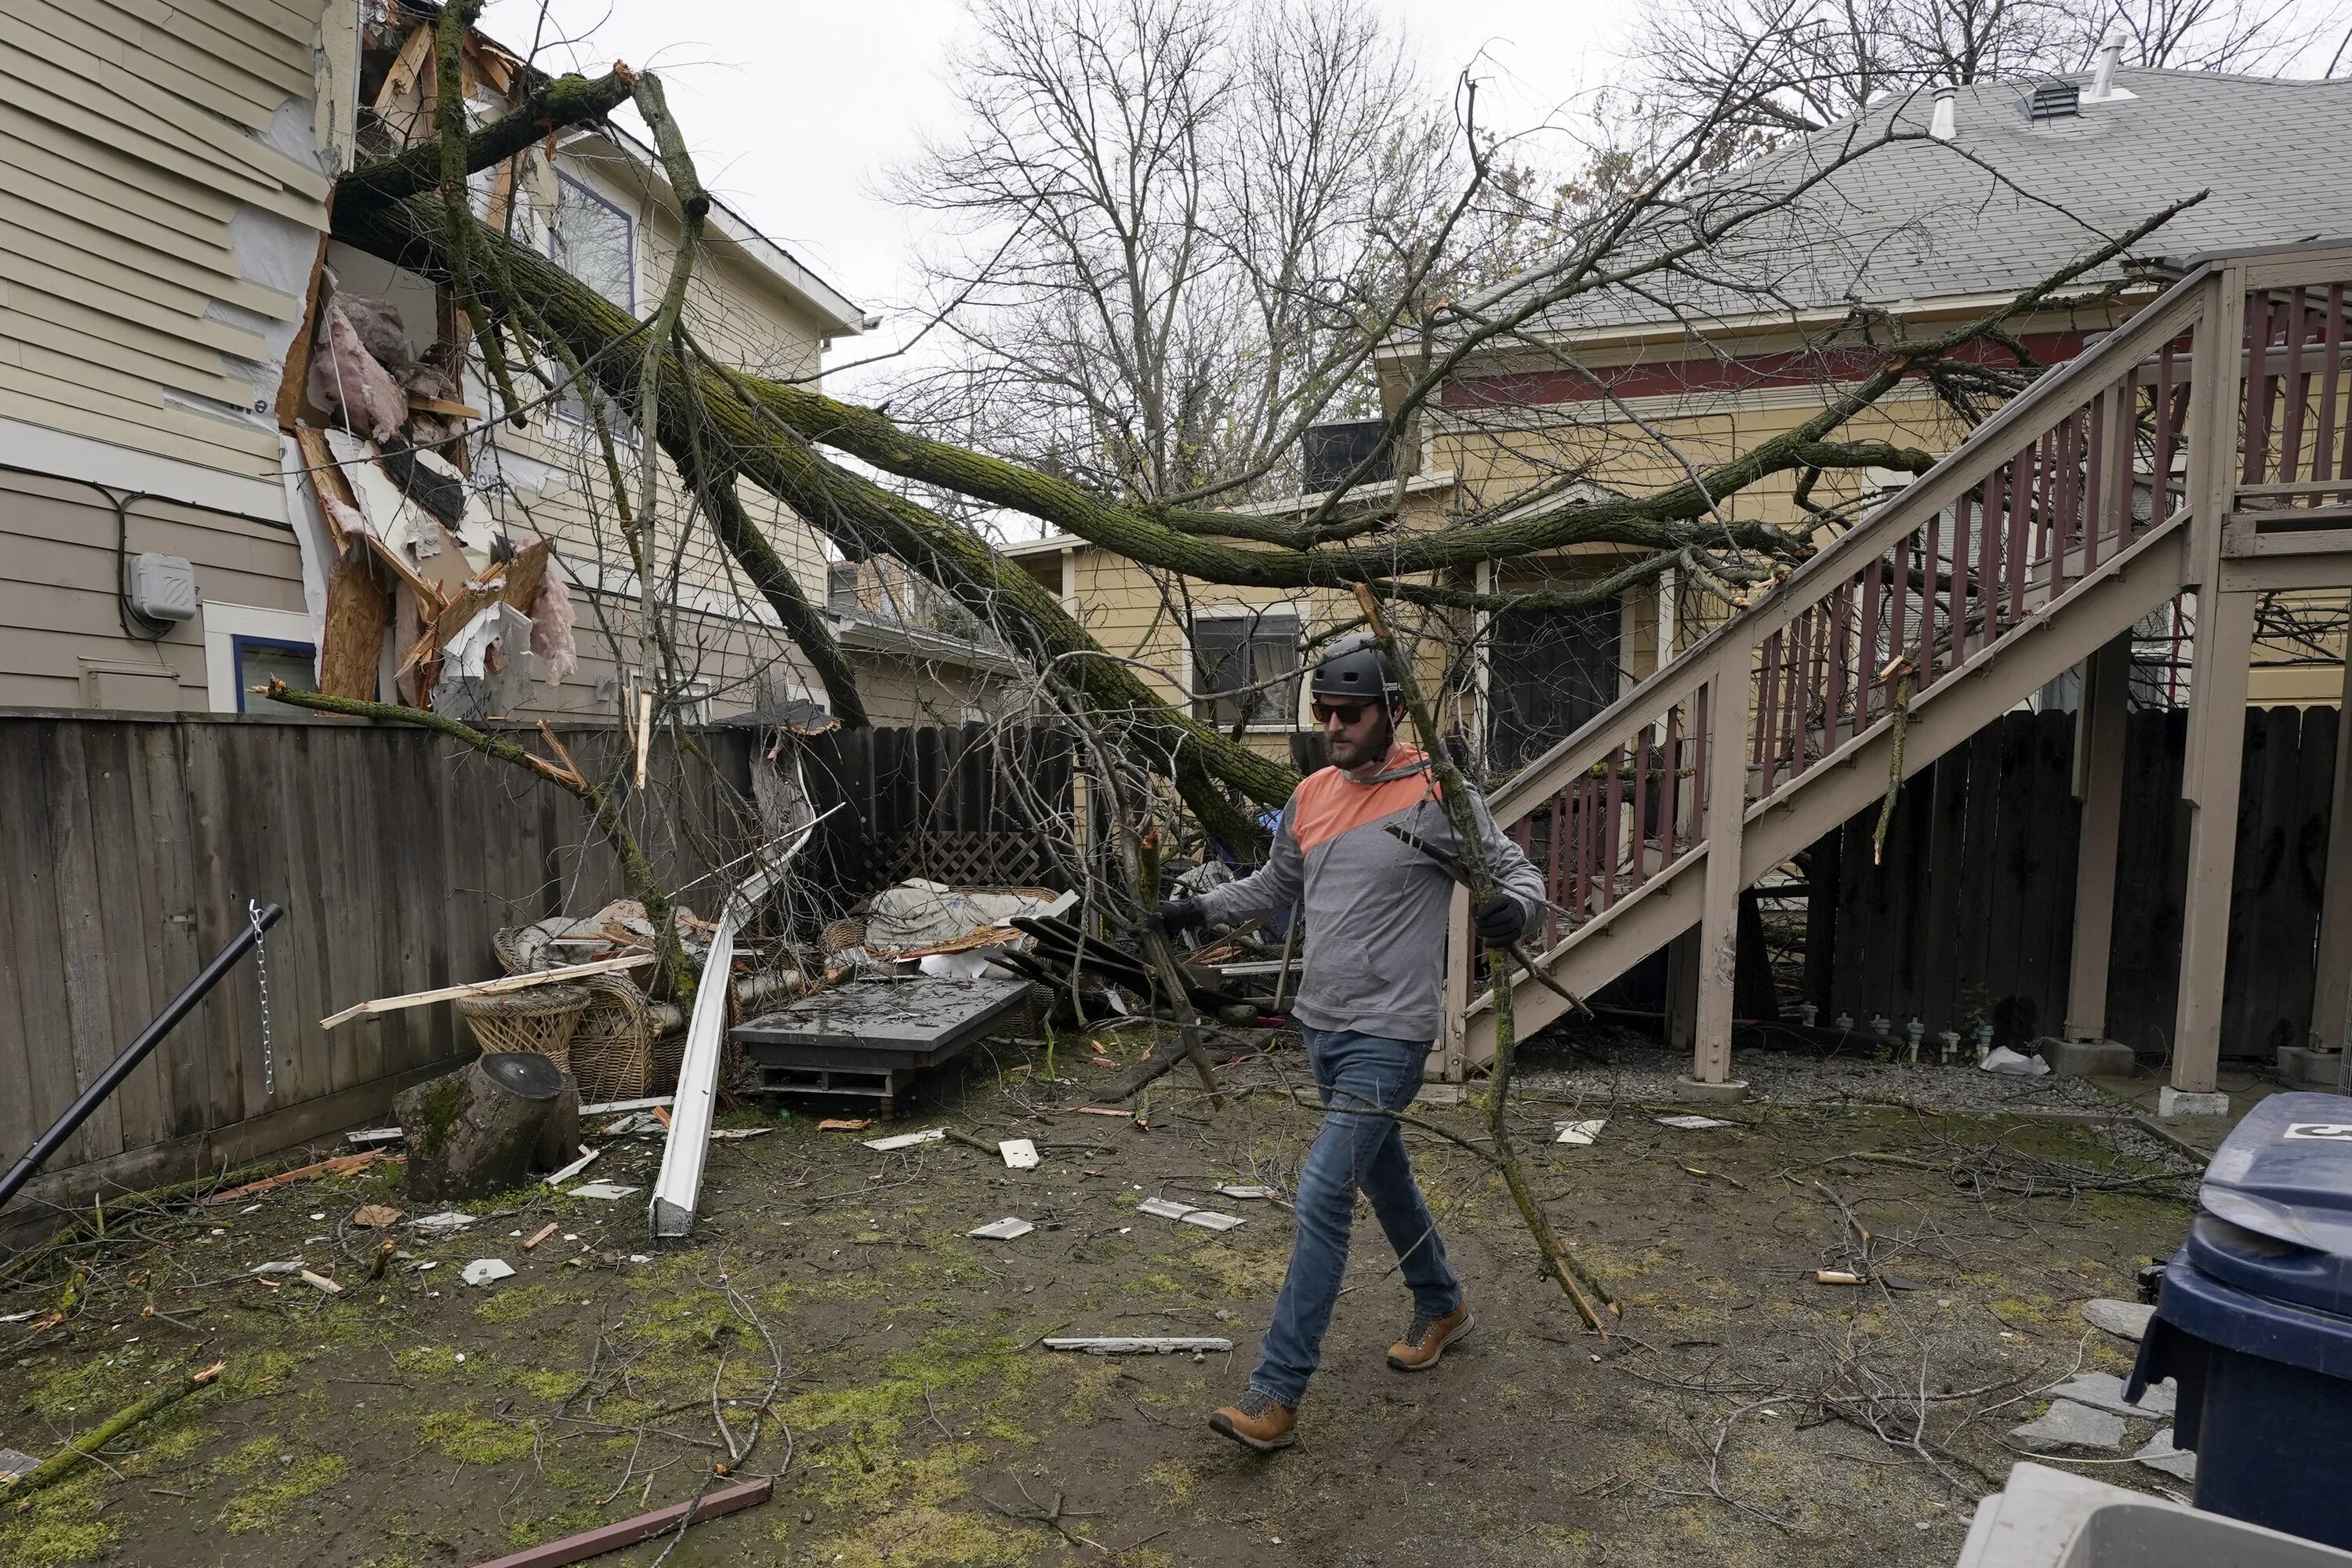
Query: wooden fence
1802,706,2339,1058
0,713,1080,1229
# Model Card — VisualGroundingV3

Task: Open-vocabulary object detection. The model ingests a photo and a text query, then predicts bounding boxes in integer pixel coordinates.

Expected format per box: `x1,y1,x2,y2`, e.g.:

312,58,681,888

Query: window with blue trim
234,636,319,716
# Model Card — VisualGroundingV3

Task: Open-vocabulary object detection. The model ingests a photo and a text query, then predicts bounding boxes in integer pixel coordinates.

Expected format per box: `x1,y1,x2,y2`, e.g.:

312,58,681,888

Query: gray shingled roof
1500,68,2352,339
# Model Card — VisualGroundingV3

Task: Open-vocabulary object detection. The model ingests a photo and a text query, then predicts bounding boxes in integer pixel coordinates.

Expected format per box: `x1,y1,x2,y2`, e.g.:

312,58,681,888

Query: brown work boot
1387,1301,1475,1372
1208,1388,1297,1451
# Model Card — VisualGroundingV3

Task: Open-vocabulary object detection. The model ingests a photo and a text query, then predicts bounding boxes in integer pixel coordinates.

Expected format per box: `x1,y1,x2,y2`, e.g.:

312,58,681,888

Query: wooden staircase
1442,241,2352,1096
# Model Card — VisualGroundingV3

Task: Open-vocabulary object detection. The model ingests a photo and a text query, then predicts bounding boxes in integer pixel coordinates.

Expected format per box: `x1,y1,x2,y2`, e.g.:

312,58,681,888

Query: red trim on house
1441,329,2093,408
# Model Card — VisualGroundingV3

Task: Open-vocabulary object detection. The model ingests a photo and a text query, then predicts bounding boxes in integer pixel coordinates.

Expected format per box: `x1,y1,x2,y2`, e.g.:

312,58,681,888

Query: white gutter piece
648,827,819,1240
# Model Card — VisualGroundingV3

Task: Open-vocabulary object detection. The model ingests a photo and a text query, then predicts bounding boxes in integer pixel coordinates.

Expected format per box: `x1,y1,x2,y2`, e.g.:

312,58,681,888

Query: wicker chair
568,975,658,1104
455,983,591,1073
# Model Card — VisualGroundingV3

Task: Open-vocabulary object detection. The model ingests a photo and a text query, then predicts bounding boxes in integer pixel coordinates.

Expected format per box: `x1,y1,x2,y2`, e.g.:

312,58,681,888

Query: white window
1191,608,1303,730
202,604,321,714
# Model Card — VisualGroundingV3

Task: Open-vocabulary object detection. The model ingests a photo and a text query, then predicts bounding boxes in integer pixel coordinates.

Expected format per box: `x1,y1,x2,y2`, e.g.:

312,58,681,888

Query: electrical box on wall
128,554,199,622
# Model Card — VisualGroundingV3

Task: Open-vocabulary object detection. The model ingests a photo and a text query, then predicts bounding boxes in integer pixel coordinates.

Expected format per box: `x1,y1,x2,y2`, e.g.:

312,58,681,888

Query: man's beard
1333,713,1393,771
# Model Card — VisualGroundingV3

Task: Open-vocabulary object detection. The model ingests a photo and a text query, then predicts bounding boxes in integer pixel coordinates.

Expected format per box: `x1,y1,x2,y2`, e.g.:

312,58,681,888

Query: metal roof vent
2027,80,2081,122
1930,86,1957,140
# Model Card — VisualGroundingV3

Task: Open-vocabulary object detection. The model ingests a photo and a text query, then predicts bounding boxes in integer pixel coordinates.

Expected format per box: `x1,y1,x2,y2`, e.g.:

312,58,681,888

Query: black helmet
1310,634,1400,704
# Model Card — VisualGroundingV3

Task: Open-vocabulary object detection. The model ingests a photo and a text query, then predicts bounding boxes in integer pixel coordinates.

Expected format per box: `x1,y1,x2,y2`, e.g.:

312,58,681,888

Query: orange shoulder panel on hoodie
1290,747,1439,856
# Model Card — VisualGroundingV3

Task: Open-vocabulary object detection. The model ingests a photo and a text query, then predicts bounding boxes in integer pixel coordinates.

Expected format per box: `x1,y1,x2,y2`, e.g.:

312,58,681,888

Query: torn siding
0,0,335,487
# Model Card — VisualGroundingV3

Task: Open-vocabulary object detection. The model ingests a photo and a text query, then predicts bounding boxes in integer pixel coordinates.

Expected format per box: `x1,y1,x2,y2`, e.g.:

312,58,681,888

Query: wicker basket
567,975,657,1104
456,983,591,1073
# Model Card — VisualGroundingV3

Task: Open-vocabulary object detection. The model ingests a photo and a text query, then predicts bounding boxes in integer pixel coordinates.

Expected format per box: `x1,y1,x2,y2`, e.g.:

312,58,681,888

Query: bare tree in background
887,0,1507,509
1630,0,2345,147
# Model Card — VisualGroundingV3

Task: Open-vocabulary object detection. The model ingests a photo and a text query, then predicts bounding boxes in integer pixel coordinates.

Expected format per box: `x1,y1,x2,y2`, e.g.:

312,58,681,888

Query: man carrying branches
1158,637,1546,1451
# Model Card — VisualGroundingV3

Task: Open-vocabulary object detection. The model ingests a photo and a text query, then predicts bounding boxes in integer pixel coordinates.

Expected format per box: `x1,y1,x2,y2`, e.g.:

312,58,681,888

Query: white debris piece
967,1218,1036,1240
542,1147,600,1186
1044,1336,1233,1356
2043,1370,2175,1418
1178,1210,1246,1232
863,1128,947,1152
708,1127,774,1142
581,1095,675,1116
412,1211,478,1236
1214,1185,1276,1200
1555,1119,1607,1145
1980,1045,2051,1076
461,1259,515,1287
1654,1114,1734,1131
344,1127,404,1147
2082,1298,2156,1341
568,1182,641,1200
1135,1197,1194,1221
1000,1138,1040,1170
250,1260,305,1276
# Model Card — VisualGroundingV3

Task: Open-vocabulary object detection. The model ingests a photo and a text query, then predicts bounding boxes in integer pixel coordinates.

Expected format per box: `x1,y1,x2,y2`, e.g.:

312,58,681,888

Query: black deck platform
731,975,1031,1111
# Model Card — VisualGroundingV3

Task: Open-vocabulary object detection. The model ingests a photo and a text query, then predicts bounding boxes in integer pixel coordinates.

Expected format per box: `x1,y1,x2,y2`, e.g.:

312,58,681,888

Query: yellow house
1012,64,2352,777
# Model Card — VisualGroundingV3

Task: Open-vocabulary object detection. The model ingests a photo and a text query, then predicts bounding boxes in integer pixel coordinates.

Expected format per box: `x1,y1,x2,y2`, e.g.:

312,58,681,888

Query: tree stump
532,1072,581,1172
395,1051,566,1201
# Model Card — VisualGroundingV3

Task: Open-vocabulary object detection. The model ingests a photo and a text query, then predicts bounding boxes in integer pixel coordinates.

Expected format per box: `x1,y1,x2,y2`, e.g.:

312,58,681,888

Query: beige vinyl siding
0,470,303,710
0,0,330,485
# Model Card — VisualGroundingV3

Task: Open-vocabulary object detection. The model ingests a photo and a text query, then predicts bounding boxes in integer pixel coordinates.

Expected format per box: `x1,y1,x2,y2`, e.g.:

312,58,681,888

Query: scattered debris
0,1449,36,1483
1073,1107,1131,1119
250,1261,304,1277
1000,1138,1041,1170
350,1204,405,1229
707,1127,774,1142
524,1223,559,1250
542,1148,601,1186
460,1474,772,1568
1816,1269,1870,1287
600,1112,667,1136
818,1118,875,1132
1043,1337,1233,1356
968,1218,1036,1240
1654,1114,1735,1131
320,953,655,1029
567,1183,640,1201
1214,1184,1275,1200
2008,1399,2126,1450
863,1128,947,1152
579,1095,674,1116
1980,1045,2051,1076
2135,1427,2198,1481
198,1150,393,1206
412,1210,479,1236
345,1127,405,1147
297,1269,343,1295
1135,1196,1245,1230
1555,1119,1606,1145
2082,1298,2156,1341
461,1259,516,1287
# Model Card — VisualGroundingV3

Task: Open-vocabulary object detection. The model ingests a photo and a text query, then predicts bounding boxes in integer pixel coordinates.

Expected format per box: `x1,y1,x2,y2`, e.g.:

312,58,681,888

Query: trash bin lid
2190,1091,2352,1318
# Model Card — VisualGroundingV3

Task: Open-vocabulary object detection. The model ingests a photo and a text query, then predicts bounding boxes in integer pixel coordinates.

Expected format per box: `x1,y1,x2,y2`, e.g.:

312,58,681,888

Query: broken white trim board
863,1128,946,1152
1653,1114,1734,1131
345,1126,404,1147
581,1095,674,1116
1000,1139,1040,1170
967,1218,1035,1240
1044,1337,1233,1356
321,953,656,1029
650,827,817,1240
460,1258,515,1287
1555,1119,1606,1145
542,1147,599,1186
1214,1185,1274,1200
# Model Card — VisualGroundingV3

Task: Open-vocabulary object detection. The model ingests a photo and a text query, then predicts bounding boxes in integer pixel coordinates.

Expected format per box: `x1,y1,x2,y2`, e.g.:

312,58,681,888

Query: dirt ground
0,1025,2206,1568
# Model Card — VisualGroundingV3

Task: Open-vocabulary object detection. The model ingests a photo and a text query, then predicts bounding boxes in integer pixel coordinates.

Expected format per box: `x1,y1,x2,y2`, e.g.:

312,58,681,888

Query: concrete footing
2276,1046,2345,1091
2158,1084,2231,1120
2047,1037,2136,1077
1674,1076,1750,1104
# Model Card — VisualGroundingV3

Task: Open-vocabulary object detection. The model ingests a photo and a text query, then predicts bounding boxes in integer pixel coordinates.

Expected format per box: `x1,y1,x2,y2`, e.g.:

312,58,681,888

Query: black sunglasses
1311,700,1374,726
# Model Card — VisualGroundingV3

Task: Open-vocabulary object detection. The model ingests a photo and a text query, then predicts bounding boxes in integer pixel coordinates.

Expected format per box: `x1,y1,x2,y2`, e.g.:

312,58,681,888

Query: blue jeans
1250,1029,1463,1407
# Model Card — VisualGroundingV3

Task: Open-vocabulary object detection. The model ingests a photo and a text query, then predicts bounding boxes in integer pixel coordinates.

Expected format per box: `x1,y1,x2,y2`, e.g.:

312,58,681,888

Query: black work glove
1154,897,1207,936
1474,892,1528,946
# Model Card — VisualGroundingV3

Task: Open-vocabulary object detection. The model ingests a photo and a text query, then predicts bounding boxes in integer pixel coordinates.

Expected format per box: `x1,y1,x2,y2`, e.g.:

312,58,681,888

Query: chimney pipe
1930,86,1957,140
2089,36,2124,100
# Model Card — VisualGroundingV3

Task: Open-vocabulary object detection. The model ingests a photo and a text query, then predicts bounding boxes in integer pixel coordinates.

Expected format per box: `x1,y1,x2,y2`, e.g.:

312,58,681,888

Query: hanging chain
249,898,274,1099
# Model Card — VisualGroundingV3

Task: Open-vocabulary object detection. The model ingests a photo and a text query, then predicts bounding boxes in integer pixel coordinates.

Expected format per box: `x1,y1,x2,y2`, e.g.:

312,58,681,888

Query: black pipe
0,902,285,1211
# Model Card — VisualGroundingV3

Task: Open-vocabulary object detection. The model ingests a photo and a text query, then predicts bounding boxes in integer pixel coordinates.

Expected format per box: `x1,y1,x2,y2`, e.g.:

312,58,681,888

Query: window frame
1187,603,1306,732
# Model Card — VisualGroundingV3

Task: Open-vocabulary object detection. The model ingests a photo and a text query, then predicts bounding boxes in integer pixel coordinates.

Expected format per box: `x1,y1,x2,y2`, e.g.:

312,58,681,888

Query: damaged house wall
0,0,341,711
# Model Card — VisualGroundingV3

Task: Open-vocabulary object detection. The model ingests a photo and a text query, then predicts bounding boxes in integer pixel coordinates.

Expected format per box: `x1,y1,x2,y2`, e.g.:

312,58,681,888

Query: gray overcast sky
480,0,1632,367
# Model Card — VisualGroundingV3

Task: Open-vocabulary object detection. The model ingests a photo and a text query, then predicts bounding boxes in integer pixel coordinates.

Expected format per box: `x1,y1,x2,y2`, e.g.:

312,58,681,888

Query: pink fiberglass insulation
530,570,579,683
308,300,408,443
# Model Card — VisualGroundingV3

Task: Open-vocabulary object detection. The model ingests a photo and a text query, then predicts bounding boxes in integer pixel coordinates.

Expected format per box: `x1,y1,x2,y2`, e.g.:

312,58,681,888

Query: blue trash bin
2129,1091,2352,1548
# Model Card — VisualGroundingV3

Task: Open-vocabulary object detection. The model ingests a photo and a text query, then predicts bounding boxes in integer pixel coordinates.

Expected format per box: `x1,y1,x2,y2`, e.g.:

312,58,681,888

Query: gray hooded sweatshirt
1194,743,1547,1044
